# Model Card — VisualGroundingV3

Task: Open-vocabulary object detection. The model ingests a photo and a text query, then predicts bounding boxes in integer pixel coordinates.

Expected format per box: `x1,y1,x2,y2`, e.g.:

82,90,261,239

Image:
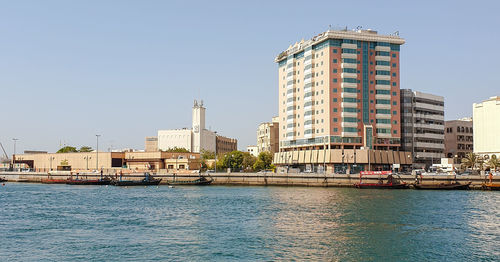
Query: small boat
482,183,500,191
355,182,409,189
0,178,7,183
41,178,68,184
110,173,162,186
66,178,111,185
167,176,213,186
355,172,409,189
414,182,471,190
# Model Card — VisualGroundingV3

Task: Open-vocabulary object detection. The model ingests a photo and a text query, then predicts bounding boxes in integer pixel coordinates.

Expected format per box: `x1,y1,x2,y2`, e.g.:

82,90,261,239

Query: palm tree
461,152,480,170
487,155,499,172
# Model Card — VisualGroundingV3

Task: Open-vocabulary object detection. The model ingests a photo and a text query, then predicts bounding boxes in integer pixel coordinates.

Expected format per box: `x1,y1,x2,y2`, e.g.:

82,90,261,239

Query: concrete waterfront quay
0,171,497,189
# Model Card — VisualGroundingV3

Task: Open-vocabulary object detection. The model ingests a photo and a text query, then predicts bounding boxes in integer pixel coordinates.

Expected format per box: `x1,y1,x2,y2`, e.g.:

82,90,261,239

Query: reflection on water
0,184,498,261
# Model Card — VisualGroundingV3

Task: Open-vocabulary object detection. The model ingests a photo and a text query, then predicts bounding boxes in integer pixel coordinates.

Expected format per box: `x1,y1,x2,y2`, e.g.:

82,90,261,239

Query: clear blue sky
1,0,499,154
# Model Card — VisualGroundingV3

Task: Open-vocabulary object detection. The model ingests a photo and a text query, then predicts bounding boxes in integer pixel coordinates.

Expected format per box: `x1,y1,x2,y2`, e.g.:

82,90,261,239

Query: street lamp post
96,135,101,171
12,138,18,170
214,131,217,173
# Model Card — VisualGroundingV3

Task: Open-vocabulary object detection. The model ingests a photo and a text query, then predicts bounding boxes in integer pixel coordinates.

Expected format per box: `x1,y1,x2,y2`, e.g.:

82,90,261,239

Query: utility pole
96,135,101,171
214,131,217,173
12,138,19,170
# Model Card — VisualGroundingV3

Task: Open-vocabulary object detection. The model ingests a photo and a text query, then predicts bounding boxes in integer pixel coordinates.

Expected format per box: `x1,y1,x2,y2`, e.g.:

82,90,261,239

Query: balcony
341,82,357,88
375,65,391,71
341,43,357,49
414,102,444,112
376,133,392,138
375,104,391,110
341,122,357,128
342,131,358,137
341,62,357,69
341,92,357,99
375,75,390,81
376,123,392,129
375,94,391,100
414,142,445,150
341,72,357,78
414,133,444,140
413,113,444,121
414,123,444,131
375,46,390,52
341,102,358,108
375,84,391,90
341,53,357,59
375,114,391,119
375,55,390,61
341,112,357,118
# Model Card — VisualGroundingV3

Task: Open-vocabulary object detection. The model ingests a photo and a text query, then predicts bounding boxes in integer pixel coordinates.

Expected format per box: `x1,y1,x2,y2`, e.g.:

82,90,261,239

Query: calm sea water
0,183,498,261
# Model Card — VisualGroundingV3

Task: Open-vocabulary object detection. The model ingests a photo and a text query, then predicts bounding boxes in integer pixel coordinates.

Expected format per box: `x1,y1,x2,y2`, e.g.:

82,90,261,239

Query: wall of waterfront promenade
0,171,497,189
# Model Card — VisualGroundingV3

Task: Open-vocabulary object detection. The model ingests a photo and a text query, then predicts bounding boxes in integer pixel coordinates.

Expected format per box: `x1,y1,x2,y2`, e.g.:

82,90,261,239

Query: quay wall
0,172,498,189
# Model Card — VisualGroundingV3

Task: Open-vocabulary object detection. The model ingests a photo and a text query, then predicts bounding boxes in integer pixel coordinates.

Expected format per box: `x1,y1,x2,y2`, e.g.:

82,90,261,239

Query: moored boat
354,171,409,189
167,176,213,186
66,178,111,185
414,182,471,190
0,178,7,183
482,183,500,191
110,172,161,186
41,178,68,184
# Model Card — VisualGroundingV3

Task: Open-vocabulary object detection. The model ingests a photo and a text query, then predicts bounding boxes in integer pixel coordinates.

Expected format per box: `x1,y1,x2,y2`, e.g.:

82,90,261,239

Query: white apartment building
400,89,445,168
473,96,500,157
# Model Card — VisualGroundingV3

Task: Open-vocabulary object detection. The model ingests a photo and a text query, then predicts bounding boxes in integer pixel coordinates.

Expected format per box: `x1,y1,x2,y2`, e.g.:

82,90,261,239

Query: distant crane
0,142,10,163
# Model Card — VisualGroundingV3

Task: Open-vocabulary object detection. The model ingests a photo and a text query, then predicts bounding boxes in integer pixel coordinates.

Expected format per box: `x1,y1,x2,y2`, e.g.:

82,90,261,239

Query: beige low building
257,117,279,155
14,151,201,172
445,118,473,162
274,149,412,173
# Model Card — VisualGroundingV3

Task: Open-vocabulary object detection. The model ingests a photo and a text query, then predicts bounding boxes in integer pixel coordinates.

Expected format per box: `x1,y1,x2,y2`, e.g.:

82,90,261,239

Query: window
376,80,390,85
393,130,397,134
342,58,357,64
333,69,337,73
333,59,337,63
376,99,391,104
333,88,337,93
392,53,396,58
333,78,338,83
392,72,396,77
392,91,397,96
392,82,397,86
376,90,390,95
342,48,356,54
333,49,337,53
333,98,337,102
376,61,390,66
393,101,397,105
333,108,337,112
334,128,338,132
393,111,397,115
392,63,397,67
376,70,390,75
376,51,390,56
333,118,338,122
342,68,356,73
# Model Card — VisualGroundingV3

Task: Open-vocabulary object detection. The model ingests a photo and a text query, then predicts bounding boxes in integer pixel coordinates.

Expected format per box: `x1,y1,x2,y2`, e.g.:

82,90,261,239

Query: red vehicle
355,171,409,189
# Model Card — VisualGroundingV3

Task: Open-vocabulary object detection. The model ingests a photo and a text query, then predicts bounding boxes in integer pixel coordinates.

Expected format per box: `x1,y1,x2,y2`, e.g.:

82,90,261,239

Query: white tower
192,100,206,153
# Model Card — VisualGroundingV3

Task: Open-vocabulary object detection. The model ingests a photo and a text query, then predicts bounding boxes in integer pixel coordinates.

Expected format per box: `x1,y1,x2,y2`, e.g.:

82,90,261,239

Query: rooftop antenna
394,31,400,36
356,26,362,31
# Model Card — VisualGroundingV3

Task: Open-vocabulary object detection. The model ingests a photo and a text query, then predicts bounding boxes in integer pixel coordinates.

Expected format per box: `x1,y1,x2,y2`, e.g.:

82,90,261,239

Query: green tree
57,146,78,153
164,147,190,153
201,149,215,159
222,150,244,171
79,146,93,152
487,155,499,172
461,152,481,170
253,151,273,171
242,152,256,171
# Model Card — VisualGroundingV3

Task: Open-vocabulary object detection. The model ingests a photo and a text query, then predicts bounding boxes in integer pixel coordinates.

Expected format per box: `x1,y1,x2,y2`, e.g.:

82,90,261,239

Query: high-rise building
473,96,500,157
400,89,445,168
257,116,280,154
444,118,473,162
274,29,412,172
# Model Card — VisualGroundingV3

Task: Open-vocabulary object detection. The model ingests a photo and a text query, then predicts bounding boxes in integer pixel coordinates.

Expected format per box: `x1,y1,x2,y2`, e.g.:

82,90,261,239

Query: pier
1,171,497,189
